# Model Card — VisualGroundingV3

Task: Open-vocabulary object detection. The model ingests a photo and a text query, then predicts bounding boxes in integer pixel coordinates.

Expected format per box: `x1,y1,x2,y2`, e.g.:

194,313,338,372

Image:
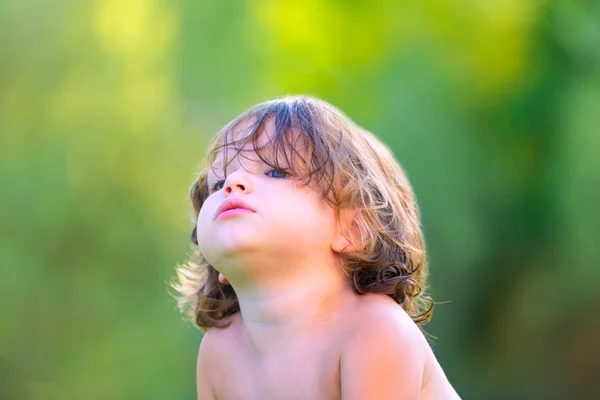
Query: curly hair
171,96,434,331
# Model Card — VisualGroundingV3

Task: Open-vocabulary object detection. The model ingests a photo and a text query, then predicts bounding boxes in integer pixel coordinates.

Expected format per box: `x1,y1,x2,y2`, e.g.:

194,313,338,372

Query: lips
214,197,256,220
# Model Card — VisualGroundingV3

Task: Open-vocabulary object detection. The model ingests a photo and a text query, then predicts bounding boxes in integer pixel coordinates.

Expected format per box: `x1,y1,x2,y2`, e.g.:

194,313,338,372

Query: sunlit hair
171,96,434,331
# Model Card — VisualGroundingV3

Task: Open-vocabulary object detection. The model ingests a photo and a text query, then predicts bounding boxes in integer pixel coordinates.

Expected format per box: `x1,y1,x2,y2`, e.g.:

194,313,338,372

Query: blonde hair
171,96,433,331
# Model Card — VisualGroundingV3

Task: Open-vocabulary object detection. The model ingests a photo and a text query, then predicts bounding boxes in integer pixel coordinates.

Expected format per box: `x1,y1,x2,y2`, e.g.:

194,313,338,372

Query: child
173,96,460,399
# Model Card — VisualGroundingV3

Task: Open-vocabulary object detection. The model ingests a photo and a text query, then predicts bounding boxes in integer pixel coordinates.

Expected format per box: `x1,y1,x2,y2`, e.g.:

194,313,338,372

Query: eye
266,169,289,178
212,180,225,192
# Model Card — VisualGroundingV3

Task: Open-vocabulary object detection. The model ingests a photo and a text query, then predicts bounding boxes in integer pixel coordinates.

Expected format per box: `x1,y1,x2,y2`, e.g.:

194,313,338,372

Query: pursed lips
214,197,256,220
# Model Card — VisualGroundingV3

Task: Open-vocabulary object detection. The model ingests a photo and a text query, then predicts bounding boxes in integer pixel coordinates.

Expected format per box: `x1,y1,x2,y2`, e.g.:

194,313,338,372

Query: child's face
196,119,339,275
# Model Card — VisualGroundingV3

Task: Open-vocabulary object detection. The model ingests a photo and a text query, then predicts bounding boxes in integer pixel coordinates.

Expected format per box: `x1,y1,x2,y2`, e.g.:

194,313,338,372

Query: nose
223,170,253,195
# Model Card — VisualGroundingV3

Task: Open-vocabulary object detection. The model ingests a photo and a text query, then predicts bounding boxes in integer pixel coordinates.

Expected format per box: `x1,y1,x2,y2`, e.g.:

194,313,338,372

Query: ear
218,272,230,285
331,208,366,254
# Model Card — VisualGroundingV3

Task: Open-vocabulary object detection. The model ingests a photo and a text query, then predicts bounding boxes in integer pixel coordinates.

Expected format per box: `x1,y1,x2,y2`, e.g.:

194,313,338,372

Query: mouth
214,197,256,220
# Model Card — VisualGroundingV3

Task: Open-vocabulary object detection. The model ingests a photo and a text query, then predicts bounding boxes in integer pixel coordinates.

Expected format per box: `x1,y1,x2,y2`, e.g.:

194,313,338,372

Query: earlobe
332,235,351,253
331,236,363,254
218,272,230,285
332,208,365,254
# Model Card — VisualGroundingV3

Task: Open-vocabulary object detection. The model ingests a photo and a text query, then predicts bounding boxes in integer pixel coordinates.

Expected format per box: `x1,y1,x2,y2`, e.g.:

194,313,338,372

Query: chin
210,227,262,256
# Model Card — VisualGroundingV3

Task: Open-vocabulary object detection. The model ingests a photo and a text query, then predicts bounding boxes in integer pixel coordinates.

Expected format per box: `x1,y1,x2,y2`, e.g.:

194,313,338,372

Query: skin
195,120,460,399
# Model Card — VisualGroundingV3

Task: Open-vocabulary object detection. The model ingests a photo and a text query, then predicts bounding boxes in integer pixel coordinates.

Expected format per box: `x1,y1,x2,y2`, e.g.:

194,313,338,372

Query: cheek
196,205,210,231
195,198,218,247
276,192,337,236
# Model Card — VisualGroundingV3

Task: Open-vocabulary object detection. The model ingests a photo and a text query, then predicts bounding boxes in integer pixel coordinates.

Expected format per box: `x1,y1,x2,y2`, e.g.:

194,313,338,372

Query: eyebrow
211,145,274,168
210,160,224,169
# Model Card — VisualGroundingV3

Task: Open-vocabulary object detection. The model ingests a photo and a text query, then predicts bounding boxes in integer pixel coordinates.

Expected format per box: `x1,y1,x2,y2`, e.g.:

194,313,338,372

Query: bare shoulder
196,313,242,400
200,313,242,347
339,293,429,399
196,329,217,399
339,294,460,399
344,293,430,351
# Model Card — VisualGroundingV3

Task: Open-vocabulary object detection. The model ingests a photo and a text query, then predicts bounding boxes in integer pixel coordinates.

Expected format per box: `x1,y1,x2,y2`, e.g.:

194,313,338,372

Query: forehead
211,119,271,164
209,116,308,169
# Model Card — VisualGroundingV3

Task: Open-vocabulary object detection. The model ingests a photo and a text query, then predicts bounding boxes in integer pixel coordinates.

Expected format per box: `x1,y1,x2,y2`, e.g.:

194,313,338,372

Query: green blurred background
1,0,599,399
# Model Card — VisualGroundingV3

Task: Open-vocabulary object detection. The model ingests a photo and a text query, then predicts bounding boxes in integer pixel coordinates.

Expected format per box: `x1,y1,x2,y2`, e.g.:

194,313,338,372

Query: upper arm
196,331,218,400
340,313,426,400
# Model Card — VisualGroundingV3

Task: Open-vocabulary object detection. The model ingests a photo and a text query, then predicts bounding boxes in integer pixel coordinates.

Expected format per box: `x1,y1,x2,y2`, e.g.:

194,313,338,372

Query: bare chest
212,341,341,400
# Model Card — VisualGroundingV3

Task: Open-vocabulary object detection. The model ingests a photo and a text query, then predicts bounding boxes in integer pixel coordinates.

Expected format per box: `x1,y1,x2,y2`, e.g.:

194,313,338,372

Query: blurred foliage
1,0,599,399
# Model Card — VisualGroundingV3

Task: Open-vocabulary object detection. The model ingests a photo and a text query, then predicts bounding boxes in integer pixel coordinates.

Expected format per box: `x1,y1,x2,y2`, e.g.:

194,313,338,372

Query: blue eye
267,169,289,178
213,180,225,191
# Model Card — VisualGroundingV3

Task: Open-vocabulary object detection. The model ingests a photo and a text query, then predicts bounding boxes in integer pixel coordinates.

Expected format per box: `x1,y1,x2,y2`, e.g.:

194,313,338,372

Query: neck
228,257,357,356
